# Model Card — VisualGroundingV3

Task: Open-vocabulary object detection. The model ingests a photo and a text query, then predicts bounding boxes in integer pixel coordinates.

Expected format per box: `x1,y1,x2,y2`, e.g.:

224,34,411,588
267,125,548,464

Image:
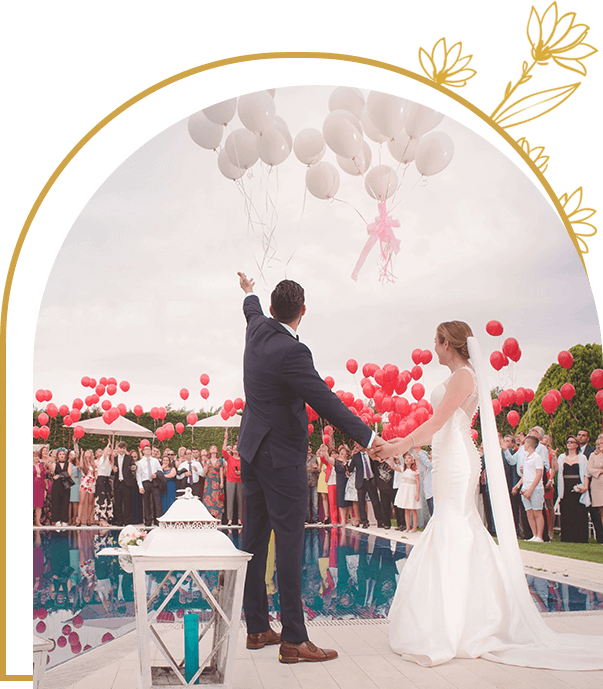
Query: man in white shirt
512,436,545,542
137,445,163,526
176,448,204,497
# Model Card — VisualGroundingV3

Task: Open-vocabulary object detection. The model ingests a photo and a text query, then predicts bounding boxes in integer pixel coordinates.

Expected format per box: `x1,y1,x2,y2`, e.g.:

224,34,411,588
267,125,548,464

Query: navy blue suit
238,294,372,642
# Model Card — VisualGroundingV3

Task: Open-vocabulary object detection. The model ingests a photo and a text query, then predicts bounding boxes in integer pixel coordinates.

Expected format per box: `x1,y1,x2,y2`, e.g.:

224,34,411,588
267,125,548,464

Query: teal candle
184,612,199,684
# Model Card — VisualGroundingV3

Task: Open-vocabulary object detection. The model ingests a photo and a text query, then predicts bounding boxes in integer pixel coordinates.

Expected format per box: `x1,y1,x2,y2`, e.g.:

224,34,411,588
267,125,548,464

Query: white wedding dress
388,338,603,670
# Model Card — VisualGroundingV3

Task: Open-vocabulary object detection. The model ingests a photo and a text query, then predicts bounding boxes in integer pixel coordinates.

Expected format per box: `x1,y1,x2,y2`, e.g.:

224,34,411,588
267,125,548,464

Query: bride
374,321,603,670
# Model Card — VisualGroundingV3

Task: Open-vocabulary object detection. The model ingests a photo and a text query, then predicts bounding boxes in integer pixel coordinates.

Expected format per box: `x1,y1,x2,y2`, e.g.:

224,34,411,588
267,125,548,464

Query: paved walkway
42,525,603,689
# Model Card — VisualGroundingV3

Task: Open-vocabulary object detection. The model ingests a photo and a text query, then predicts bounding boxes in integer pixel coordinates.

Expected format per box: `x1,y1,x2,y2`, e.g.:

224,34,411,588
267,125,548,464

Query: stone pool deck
43,524,603,689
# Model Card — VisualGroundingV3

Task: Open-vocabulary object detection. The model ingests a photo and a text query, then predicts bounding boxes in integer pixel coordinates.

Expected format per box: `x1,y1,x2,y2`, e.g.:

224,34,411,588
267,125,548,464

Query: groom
237,272,381,663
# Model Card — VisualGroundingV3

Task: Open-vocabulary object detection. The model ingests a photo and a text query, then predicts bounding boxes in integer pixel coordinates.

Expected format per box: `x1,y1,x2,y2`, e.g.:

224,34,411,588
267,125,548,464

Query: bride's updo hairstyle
436,321,474,360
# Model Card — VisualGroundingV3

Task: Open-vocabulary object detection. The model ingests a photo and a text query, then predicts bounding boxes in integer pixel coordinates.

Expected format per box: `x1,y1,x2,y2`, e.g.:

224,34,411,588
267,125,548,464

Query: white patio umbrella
187,413,241,429
64,415,155,438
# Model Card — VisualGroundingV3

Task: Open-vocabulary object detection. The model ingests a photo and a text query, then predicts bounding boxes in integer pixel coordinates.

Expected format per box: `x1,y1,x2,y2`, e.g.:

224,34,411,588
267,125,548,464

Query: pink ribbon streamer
351,202,401,282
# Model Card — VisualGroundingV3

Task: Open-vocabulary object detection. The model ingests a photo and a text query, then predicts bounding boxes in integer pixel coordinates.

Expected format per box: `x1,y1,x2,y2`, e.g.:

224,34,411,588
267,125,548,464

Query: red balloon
558,351,573,369
33,426,40,438
35,621,46,634
324,425,333,435
102,633,114,644
45,390,53,401
38,412,49,426
508,348,522,363
308,423,314,434
550,389,562,405
180,388,189,400
91,394,99,405
342,391,354,407
591,369,603,390
372,413,381,424
200,373,210,386
140,439,150,448
220,409,229,420
411,383,425,401
158,407,167,420
150,407,159,420
322,434,330,444
72,398,83,410
81,376,90,387
99,377,107,386
117,403,127,416
489,351,505,371
176,422,184,434
395,397,410,416
224,399,234,412
492,399,501,416
515,388,525,405
596,390,603,410
107,384,117,396
411,365,423,381
362,383,375,398
486,320,504,337
102,411,113,425
502,338,519,359
306,404,319,422
107,377,117,386
394,373,408,395
470,429,479,442
35,389,46,403
73,615,83,628
200,388,210,399
84,395,93,407
560,383,575,401
374,369,385,387
165,425,175,439
234,397,244,410
346,359,358,374
95,384,106,397
119,380,130,392
64,416,73,427
47,403,58,418
354,398,363,412
507,410,520,428
542,393,558,415
420,350,433,365
524,388,535,403
411,348,422,365
101,400,112,411
89,378,97,388
324,376,335,389
133,404,143,417
187,412,198,426
415,407,429,424
74,425,85,439
156,426,166,441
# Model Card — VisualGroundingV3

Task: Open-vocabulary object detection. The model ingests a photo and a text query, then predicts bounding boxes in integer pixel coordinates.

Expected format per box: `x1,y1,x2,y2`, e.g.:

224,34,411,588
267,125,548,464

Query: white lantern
104,489,252,689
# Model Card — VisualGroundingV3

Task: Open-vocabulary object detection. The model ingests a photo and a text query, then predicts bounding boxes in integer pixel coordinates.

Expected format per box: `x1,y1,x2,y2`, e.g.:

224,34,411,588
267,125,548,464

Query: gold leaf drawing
527,2,597,75
559,187,597,255
494,82,579,128
418,37,477,88
516,138,549,172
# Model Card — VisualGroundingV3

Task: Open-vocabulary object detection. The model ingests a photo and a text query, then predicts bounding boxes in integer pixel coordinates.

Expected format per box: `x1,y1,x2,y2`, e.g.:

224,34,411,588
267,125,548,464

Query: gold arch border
0,51,597,682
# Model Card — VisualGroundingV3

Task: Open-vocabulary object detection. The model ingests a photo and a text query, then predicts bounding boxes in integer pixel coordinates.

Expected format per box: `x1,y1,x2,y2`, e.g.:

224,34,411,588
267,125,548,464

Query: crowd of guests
33,429,243,528
304,426,603,544
496,426,603,544
306,440,433,533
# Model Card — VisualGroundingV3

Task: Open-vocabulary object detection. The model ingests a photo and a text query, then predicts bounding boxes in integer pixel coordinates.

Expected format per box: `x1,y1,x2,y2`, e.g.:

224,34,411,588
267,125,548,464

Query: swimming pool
33,527,603,668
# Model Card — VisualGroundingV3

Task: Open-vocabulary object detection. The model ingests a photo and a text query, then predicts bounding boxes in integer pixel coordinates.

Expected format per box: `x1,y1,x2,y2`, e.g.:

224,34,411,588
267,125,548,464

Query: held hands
237,272,255,294
370,436,404,461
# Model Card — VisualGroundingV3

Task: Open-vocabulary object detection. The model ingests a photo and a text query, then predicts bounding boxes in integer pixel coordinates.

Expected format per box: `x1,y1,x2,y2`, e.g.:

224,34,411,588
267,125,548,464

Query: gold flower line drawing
490,1,596,128
418,38,477,88
559,188,597,256
516,138,549,173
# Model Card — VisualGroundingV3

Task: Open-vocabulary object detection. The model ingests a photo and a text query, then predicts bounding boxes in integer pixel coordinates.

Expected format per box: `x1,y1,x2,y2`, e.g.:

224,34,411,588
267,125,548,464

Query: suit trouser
241,439,308,643
357,478,384,526
114,479,133,525
374,476,396,526
141,481,163,525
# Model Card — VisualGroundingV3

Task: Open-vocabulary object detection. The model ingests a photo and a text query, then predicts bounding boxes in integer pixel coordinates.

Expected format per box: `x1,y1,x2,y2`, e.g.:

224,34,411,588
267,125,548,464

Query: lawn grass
516,534,603,564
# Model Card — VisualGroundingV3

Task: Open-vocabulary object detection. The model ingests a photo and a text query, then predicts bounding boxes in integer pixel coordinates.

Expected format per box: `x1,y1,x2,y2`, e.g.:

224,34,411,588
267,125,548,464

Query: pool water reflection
33,527,603,668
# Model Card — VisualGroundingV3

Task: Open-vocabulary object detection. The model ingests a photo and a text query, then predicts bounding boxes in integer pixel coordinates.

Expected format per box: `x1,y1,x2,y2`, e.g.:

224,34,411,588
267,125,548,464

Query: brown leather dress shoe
246,628,281,649
279,640,338,663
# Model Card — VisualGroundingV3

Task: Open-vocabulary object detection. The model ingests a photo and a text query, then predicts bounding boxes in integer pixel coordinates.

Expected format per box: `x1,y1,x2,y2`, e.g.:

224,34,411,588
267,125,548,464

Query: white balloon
404,102,444,138
273,116,292,150
328,87,365,119
203,98,237,126
387,131,419,164
330,109,362,134
337,140,372,175
323,111,362,158
256,128,291,166
360,106,388,144
217,148,245,181
238,91,276,133
414,132,454,176
366,91,407,139
225,128,259,169
306,162,340,200
187,111,223,150
294,128,326,165
364,165,398,200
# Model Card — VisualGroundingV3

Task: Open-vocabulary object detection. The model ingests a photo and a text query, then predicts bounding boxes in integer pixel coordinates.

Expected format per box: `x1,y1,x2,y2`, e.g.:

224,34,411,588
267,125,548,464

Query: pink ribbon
351,202,401,282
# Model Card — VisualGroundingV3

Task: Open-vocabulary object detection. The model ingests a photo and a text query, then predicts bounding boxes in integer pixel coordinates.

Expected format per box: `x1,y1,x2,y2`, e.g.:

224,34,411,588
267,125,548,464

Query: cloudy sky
33,85,601,416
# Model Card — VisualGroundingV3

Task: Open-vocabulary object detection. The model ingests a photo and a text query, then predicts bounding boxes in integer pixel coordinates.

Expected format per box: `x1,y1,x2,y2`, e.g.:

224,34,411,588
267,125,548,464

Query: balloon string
331,197,370,226
388,175,423,214
284,178,309,275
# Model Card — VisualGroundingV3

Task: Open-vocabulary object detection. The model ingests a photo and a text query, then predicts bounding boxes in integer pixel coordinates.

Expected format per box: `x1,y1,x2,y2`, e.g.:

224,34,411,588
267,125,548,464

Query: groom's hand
370,437,398,461
238,272,255,294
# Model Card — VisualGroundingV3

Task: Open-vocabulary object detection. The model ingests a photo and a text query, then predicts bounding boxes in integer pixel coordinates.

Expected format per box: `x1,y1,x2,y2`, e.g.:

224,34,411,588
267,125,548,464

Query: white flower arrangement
118,525,147,549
